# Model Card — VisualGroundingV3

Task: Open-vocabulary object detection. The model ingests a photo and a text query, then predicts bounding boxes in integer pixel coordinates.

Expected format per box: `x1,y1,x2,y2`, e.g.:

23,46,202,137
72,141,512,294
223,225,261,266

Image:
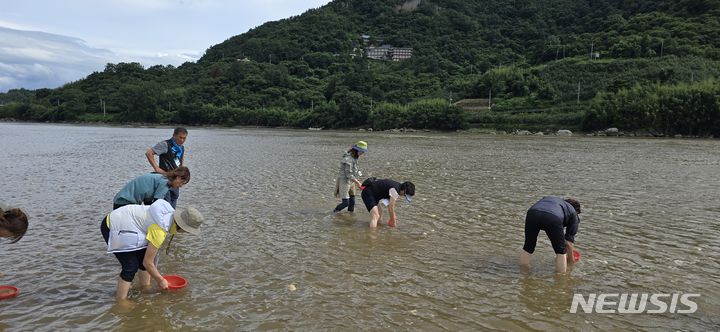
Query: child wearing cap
360,179,415,228
333,140,368,213
100,199,203,302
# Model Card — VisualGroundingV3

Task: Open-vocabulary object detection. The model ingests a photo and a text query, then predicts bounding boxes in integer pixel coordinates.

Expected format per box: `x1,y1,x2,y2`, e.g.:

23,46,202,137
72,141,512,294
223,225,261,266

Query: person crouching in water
0,203,28,243
361,179,415,228
100,199,203,301
333,141,368,213
519,196,581,273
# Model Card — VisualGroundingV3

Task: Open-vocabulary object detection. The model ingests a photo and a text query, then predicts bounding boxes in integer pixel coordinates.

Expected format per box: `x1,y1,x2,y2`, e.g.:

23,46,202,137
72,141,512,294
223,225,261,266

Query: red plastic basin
0,285,19,300
163,275,187,289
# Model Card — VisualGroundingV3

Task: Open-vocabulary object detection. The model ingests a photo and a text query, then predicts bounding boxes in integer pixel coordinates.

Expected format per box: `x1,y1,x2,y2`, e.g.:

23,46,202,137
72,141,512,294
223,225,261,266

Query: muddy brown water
0,123,718,331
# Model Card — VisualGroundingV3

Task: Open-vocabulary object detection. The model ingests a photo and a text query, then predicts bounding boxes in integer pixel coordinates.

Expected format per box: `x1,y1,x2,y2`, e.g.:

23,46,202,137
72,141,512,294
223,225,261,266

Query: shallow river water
0,123,718,331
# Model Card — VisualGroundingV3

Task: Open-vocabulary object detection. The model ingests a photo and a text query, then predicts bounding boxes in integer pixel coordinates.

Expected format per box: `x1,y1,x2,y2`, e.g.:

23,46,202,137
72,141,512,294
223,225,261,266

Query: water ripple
0,124,717,331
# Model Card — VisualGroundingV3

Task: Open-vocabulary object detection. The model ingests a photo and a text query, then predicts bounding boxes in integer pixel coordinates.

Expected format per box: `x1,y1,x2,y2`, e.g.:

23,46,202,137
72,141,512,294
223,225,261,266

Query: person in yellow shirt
100,199,203,302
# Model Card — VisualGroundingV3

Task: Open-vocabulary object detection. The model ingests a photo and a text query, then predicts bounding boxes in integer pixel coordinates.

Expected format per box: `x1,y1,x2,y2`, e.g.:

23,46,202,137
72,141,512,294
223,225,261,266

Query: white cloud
0,19,35,31
0,26,202,91
0,1,333,91
0,27,114,91
0,76,17,88
102,0,210,10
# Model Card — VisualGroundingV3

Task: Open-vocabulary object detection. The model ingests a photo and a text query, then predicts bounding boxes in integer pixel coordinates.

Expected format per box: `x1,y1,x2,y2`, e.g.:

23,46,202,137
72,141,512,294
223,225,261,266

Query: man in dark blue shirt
520,196,581,273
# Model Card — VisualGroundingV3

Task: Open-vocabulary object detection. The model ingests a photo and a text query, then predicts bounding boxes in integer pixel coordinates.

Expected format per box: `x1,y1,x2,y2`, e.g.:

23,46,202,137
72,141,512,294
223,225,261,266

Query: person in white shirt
99,199,203,302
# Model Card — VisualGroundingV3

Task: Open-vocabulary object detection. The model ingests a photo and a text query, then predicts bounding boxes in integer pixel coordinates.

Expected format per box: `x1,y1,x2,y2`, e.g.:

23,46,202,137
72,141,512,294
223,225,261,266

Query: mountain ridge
1,0,719,134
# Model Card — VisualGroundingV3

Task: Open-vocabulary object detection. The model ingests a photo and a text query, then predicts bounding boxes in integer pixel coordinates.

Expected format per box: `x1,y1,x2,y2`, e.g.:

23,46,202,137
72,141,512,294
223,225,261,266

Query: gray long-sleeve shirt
337,152,361,181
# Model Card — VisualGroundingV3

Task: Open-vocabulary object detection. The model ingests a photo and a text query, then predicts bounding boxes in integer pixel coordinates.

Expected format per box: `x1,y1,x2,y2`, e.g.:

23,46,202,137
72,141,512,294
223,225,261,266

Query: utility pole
489,88,492,110
100,99,106,117
590,42,594,60
577,82,581,105
311,100,314,112
660,40,664,57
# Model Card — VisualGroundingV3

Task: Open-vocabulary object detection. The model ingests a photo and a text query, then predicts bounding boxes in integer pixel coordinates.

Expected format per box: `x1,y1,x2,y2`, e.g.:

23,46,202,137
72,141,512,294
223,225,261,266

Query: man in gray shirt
145,127,188,207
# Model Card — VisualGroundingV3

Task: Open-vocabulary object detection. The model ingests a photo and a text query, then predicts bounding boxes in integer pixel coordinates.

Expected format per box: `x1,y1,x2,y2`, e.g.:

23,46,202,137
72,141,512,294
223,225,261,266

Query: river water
0,123,718,331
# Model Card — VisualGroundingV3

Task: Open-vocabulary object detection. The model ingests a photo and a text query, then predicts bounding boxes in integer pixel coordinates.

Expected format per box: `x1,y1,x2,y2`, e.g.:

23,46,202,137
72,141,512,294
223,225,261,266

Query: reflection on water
0,123,718,331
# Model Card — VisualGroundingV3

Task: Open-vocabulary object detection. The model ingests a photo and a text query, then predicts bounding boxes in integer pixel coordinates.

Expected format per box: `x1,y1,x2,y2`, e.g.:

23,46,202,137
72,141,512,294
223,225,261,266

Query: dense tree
2,0,720,133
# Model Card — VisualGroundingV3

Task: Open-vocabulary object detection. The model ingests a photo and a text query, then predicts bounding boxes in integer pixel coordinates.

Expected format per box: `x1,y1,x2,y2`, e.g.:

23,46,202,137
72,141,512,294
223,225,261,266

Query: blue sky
0,0,332,92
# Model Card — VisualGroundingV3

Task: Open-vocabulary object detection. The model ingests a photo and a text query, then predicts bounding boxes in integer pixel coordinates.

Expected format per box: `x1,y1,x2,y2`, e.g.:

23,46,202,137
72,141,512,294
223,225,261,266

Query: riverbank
2,118,716,139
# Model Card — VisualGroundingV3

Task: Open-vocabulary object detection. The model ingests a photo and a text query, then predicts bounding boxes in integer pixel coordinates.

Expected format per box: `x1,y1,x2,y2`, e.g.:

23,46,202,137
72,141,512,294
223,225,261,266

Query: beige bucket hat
173,207,204,234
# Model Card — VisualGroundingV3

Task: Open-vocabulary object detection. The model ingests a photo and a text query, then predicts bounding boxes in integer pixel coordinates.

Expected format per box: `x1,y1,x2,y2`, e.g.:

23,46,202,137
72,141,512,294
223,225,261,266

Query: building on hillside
366,45,392,60
391,47,413,61
365,45,413,61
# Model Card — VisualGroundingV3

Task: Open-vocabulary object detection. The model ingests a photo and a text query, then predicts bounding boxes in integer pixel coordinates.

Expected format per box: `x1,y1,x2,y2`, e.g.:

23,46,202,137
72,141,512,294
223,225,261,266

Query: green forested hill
2,0,720,135
204,0,720,67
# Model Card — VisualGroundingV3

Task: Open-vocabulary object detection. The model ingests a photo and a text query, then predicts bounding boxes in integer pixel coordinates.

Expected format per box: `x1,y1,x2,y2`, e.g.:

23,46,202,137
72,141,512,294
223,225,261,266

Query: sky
0,0,333,92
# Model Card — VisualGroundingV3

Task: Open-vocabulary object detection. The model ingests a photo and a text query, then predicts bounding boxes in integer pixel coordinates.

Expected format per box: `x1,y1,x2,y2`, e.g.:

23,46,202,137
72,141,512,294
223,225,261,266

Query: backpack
361,177,377,187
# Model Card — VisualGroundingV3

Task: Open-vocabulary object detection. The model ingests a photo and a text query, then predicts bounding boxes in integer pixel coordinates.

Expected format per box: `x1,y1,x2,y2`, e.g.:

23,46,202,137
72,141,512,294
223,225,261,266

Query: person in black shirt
520,196,581,273
360,179,415,228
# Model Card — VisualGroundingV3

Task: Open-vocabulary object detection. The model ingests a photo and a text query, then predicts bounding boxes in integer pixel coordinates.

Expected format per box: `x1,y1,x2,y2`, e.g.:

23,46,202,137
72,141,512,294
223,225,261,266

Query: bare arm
565,241,576,264
387,197,397,227
143,244,169,290
145,148,165,174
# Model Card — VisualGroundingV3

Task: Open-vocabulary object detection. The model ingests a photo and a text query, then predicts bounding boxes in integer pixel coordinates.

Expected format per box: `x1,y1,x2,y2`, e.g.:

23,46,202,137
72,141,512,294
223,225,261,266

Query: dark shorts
523,209,567,255
361,188,378,212
100,216,147,282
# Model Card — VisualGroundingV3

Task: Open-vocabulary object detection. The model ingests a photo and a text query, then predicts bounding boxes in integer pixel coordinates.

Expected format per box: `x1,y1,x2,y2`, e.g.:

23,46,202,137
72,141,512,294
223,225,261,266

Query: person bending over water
519,196,581,273
360,179,415,228
0,202,28,243
100,199,203,302
112,167,191,210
